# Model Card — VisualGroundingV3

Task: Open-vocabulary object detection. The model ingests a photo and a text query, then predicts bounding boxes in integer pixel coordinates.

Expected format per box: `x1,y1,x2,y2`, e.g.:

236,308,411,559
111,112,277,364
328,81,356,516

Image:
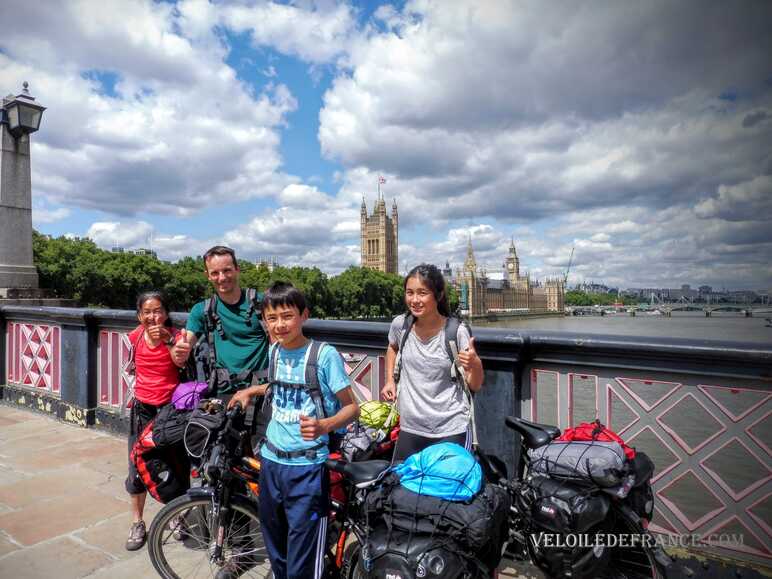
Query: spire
509,237,517,257
464,234,477,272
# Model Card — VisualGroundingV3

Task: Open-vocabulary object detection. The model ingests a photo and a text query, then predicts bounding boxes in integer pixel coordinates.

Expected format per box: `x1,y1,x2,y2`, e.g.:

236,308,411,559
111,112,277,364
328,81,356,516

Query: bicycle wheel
148,493,269,579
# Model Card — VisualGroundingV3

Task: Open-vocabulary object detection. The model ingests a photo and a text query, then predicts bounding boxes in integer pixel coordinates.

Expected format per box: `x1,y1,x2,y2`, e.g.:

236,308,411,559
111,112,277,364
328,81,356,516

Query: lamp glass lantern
4,94,46,139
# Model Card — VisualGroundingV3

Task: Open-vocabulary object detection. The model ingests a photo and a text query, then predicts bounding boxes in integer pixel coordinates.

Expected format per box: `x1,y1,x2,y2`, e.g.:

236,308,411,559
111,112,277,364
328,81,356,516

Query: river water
475,311,772,345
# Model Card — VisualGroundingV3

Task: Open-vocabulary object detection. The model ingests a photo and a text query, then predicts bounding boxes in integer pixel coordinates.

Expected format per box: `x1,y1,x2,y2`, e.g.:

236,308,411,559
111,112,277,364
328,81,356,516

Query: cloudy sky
2,0,770,290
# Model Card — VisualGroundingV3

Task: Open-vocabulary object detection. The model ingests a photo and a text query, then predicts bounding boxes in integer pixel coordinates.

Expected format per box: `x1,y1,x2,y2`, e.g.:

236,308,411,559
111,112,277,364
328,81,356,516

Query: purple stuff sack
172,381,209,411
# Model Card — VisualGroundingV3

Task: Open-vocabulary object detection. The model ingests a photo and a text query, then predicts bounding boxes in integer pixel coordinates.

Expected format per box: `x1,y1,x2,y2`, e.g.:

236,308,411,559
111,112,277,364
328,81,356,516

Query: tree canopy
32,231,408,318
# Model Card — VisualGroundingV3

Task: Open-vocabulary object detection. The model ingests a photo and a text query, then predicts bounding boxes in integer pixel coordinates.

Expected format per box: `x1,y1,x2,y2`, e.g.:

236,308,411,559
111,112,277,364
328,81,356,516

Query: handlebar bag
152,404,190,448
184,403,227,458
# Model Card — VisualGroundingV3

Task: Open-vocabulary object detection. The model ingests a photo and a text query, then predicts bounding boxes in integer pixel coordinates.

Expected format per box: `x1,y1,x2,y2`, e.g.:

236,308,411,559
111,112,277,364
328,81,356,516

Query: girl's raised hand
457,337,481,371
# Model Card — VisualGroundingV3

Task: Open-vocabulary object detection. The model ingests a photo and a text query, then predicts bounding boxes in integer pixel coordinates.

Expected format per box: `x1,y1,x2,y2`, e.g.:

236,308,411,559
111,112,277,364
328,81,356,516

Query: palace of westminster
360,194,565,316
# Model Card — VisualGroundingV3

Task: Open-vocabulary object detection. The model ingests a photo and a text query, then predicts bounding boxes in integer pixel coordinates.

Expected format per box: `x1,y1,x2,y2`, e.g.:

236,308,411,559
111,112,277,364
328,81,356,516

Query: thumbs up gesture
171,330,194,367
457,337,481,372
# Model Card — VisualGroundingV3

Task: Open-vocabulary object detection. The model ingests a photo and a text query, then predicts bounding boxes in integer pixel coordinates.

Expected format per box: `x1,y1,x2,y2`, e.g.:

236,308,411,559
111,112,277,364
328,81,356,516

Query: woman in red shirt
125,291,185,551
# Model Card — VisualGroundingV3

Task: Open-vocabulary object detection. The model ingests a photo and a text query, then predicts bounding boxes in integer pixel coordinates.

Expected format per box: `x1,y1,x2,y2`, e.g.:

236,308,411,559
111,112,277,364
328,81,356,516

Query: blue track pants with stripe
258,458,329,579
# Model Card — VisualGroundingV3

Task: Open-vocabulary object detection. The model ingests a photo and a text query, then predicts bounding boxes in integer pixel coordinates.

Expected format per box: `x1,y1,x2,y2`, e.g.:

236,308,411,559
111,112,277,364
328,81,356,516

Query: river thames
475,311,772,345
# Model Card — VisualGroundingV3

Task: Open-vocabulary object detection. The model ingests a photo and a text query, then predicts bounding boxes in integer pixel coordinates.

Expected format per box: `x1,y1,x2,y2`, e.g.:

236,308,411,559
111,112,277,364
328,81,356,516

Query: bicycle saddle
326,459,391,487
505,416,560,449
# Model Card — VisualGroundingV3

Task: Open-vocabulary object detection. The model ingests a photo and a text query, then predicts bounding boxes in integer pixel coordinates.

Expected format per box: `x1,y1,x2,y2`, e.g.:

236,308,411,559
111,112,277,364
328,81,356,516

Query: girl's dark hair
136,291,173,327
405,264,451,317
262,281,307,314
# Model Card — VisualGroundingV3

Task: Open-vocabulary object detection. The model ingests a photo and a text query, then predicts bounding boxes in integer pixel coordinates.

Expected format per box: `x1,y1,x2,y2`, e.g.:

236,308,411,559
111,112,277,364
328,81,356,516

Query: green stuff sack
359,400,398,431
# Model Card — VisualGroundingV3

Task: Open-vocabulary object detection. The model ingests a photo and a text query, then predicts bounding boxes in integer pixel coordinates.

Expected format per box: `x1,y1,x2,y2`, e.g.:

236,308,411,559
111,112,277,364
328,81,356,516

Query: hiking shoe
125,520,147,551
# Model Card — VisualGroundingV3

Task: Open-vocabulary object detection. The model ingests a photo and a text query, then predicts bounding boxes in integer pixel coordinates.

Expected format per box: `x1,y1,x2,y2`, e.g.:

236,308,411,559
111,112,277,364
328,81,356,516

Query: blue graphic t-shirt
261,341,351,466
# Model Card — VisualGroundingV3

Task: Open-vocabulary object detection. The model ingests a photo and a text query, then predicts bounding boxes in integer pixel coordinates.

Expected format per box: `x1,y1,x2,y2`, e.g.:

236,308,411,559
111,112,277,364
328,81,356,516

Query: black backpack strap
304,340,327,419
392,314,415,384
244,288,262,327
444,316,462,383
262,345,281,412
202,297,221,390
444,316,478,449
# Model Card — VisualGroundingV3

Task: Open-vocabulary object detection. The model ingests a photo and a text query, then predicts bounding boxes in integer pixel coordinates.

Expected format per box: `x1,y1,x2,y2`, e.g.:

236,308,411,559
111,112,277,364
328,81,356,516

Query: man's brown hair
203,245,238,270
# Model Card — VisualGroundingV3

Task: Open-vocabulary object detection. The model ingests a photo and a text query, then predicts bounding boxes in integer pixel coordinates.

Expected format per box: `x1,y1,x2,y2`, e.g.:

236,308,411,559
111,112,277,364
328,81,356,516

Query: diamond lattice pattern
19,324,55,390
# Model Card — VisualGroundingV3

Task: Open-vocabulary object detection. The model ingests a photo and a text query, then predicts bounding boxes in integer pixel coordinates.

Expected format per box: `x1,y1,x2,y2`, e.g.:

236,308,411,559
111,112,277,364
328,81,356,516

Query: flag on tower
379,176,386,184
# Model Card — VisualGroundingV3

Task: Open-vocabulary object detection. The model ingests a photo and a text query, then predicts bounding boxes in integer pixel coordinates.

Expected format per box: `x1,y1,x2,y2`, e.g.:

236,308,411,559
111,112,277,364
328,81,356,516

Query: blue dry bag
393,442,482,502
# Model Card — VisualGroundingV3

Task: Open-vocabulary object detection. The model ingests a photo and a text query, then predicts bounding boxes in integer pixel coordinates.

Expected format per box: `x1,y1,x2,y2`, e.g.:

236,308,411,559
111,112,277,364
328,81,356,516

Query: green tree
328,266,403,319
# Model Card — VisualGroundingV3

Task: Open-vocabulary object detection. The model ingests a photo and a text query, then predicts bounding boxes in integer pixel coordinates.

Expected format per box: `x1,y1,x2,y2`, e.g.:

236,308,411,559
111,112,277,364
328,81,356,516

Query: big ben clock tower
504,238,520,284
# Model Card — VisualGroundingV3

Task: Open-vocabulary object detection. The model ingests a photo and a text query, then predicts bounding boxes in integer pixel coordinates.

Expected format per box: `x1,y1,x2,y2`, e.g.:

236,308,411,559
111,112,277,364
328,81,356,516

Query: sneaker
125,520,147,551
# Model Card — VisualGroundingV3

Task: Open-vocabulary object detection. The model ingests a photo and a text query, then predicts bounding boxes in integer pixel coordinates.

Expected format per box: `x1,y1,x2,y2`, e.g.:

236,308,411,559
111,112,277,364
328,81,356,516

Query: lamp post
0,82,46,296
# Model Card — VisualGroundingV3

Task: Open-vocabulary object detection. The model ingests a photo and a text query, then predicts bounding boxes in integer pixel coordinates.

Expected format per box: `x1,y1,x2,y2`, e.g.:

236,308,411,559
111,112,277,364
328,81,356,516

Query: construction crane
563,246,574,287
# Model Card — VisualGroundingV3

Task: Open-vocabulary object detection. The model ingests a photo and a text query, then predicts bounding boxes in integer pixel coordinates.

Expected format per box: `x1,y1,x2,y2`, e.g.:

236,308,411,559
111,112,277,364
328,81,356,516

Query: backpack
558,419,636,460
261,340,342,460
195,288,267,391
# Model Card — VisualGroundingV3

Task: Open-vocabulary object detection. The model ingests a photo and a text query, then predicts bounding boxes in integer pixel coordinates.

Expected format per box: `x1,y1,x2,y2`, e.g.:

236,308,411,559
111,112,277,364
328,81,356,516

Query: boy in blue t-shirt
230,282,358,579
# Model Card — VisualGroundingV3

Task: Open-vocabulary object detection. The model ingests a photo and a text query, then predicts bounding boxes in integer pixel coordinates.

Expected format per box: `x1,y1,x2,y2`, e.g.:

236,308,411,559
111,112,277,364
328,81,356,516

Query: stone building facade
453,238,565,316
360,194,398,274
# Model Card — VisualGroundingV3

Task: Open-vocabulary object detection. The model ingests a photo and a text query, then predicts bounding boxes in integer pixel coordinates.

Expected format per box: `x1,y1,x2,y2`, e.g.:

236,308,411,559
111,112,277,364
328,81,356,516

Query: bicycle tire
148,493,269,579
339,542,367,579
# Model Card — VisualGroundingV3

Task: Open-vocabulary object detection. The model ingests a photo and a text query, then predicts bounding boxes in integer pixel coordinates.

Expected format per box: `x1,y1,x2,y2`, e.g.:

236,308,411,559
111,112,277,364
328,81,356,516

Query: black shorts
392,429,469,463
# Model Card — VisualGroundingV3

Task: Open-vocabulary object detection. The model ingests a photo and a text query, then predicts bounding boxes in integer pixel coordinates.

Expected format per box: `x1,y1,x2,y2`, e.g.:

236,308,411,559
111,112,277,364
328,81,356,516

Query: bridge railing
1,305,771,565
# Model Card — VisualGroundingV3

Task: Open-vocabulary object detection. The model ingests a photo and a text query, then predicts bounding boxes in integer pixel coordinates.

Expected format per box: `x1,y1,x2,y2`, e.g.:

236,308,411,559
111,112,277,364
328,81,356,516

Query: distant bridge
566,304,772,317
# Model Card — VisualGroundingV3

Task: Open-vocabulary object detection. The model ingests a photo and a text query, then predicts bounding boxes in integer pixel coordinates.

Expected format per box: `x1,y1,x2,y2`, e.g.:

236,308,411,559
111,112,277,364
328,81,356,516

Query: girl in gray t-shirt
382,264,484,462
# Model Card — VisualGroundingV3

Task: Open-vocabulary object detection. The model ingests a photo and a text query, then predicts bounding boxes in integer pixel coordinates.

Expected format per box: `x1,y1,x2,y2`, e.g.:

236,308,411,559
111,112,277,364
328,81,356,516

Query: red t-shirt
129,326,180,406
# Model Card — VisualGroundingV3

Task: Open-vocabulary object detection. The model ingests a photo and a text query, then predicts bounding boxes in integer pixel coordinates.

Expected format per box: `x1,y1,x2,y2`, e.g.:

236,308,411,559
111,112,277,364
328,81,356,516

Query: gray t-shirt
388,314,471,437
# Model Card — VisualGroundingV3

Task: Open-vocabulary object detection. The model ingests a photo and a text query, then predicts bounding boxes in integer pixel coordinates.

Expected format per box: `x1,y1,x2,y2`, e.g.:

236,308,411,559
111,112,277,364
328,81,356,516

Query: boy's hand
228,389,252,410
381,381,396,401
299,414,327,440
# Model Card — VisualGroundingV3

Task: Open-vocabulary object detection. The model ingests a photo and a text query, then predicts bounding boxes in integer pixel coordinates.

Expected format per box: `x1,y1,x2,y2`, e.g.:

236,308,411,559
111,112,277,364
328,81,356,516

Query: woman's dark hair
404,264,451,317
262,281,307,314
136,291,173,327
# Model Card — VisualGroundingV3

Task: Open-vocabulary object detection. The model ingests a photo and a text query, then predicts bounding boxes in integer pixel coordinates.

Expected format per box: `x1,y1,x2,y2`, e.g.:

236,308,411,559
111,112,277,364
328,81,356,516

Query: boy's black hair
262,281,307,314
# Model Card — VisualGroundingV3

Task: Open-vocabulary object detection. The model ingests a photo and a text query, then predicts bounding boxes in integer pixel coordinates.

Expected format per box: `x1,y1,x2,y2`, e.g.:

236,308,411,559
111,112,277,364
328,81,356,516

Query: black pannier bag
526,476,610,534
130,418,190,504
365,525,479,579
184,402,228,458
627,451,655,522
366,474,510,559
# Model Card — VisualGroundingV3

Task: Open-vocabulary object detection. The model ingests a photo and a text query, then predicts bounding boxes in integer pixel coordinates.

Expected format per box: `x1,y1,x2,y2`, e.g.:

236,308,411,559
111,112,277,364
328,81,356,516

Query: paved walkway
0,405,767,579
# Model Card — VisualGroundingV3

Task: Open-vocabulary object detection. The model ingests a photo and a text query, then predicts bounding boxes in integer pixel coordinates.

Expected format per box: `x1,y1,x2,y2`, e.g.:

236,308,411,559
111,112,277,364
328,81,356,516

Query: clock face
508,262,514,271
